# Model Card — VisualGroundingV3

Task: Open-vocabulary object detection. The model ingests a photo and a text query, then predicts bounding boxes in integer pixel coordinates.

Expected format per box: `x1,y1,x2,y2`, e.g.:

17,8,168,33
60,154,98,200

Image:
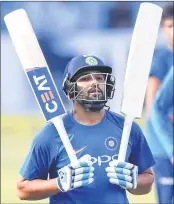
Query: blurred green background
1,115,157,203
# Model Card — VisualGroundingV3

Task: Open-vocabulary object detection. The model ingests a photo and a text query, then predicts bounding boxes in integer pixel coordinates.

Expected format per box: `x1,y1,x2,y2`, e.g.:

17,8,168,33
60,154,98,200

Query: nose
91,81,99,88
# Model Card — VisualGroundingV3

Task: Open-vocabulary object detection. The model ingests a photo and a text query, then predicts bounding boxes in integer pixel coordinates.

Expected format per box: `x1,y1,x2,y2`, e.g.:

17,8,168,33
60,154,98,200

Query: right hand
106,160,138,189
57,154,94,192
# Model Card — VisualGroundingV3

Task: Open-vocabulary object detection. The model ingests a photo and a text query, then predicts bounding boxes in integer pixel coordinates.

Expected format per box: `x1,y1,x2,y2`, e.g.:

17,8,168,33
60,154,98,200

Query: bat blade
118,3,162,161
4,9,78,165
121,3,163,118
4,9,47,70
4,9,65,119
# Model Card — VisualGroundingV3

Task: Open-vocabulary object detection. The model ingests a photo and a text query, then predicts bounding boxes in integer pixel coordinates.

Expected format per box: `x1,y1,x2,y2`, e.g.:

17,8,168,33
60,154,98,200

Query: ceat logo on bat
26,67,65,120
32,74,57,113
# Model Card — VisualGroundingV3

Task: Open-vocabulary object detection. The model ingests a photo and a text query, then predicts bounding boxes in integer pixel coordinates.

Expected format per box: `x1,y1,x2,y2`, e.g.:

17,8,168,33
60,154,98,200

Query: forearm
17,178,61,200
128,172,154,195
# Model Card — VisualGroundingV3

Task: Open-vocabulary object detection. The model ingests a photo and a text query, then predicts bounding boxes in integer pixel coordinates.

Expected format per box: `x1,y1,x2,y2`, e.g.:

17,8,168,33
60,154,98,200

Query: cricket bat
4,9,78,166
118,3,163,161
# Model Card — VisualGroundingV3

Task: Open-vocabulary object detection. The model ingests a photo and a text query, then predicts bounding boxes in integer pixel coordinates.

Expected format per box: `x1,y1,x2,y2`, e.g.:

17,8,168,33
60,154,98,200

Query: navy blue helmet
62,55,115,112
63,55,112,82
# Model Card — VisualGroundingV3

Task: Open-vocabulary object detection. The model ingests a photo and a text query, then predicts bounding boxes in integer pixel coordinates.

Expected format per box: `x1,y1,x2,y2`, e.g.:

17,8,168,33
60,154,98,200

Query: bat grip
118,115,134,162
51,117,79,166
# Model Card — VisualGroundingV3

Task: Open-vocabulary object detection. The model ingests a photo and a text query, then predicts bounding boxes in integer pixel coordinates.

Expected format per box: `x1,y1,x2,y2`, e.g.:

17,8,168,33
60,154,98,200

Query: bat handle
51,116,79,166
118,115,134,162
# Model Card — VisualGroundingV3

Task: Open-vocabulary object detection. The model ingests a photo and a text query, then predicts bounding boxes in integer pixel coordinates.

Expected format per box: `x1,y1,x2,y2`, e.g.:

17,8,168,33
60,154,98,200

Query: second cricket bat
118,3,163,161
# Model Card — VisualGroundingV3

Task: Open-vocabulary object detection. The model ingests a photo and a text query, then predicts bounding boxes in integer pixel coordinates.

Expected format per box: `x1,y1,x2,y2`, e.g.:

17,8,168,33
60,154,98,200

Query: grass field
1,115,157,204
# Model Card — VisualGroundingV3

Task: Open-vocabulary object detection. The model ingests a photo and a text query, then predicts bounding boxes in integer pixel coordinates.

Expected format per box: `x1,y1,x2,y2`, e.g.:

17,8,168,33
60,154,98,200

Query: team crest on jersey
85,56,98,66
105,137,118,151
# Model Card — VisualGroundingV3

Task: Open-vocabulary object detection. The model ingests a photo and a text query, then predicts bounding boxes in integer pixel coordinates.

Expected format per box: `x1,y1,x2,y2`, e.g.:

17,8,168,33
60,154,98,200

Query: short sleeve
20,128,51,180
129,122,155,173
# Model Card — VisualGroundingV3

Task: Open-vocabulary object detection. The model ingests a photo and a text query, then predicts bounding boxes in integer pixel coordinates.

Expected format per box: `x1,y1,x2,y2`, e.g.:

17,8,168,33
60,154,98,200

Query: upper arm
129,123,156,173
19,124,55,181
20,140,50,180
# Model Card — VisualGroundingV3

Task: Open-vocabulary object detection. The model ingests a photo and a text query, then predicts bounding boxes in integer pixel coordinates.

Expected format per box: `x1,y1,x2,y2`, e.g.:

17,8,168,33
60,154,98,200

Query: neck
73,103,105,125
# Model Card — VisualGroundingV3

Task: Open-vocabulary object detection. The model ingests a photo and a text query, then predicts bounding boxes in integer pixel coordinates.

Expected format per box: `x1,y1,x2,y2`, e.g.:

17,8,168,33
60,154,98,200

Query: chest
57,124,132,170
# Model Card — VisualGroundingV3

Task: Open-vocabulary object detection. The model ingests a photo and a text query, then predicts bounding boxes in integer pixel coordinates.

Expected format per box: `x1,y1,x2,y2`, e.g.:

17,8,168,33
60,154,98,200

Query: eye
78,75,91,82
95,75,105,81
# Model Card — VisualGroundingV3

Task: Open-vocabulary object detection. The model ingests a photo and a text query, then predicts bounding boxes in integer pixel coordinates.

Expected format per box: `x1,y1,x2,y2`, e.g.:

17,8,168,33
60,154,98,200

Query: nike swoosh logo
74,146,87,155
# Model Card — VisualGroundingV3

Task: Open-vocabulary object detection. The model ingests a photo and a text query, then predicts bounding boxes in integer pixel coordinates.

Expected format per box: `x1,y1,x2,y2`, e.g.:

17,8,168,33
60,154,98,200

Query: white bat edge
118,116,134,161
51,116,79,166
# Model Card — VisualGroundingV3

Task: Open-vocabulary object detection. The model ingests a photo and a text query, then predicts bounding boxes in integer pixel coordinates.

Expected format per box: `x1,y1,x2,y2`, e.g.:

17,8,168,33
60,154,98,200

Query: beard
78,87,105,101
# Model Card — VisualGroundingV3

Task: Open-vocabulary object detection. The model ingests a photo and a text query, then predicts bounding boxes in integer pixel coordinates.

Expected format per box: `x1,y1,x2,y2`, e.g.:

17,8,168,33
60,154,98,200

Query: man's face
75,72,106,101
162,17,173,45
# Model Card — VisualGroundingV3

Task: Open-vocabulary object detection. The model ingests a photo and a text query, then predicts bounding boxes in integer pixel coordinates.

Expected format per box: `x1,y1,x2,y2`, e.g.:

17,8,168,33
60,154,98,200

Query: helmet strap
77,100,107,112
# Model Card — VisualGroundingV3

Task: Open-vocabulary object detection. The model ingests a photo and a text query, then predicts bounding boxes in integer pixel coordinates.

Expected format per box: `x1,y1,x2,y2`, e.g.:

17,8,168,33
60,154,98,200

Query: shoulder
105,110,125,129
130,120,145,146
32,122,58,147
105,110,141,128
61,111,74,130
106,110,144,137
131,120,144,136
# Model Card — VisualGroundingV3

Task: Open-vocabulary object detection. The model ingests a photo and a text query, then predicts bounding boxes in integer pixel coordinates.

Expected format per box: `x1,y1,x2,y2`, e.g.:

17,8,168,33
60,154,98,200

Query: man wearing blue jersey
145,3,174,204
150,66,174,203
17,55,155,204
151,66,173,160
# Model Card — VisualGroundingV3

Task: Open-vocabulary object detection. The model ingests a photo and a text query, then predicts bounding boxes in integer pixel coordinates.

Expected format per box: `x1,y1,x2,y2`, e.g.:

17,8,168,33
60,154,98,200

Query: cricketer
17,55,155,204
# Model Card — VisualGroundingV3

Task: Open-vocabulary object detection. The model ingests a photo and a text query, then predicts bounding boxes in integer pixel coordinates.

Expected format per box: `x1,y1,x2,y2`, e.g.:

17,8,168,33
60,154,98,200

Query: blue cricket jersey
20,110,155,204
150,67,173,159
145,47,173,158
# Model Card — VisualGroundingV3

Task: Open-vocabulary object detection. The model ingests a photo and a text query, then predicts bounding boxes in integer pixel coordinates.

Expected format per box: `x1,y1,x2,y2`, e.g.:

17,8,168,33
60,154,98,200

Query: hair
162,3,174,22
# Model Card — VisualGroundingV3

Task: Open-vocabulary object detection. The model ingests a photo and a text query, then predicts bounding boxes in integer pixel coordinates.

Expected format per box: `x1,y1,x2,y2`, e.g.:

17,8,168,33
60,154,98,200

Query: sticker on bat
26,67,65,120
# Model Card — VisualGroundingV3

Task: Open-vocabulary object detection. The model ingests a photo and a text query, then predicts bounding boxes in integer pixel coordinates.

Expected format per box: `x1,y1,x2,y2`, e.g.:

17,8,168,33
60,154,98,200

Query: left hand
106,160,138,189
